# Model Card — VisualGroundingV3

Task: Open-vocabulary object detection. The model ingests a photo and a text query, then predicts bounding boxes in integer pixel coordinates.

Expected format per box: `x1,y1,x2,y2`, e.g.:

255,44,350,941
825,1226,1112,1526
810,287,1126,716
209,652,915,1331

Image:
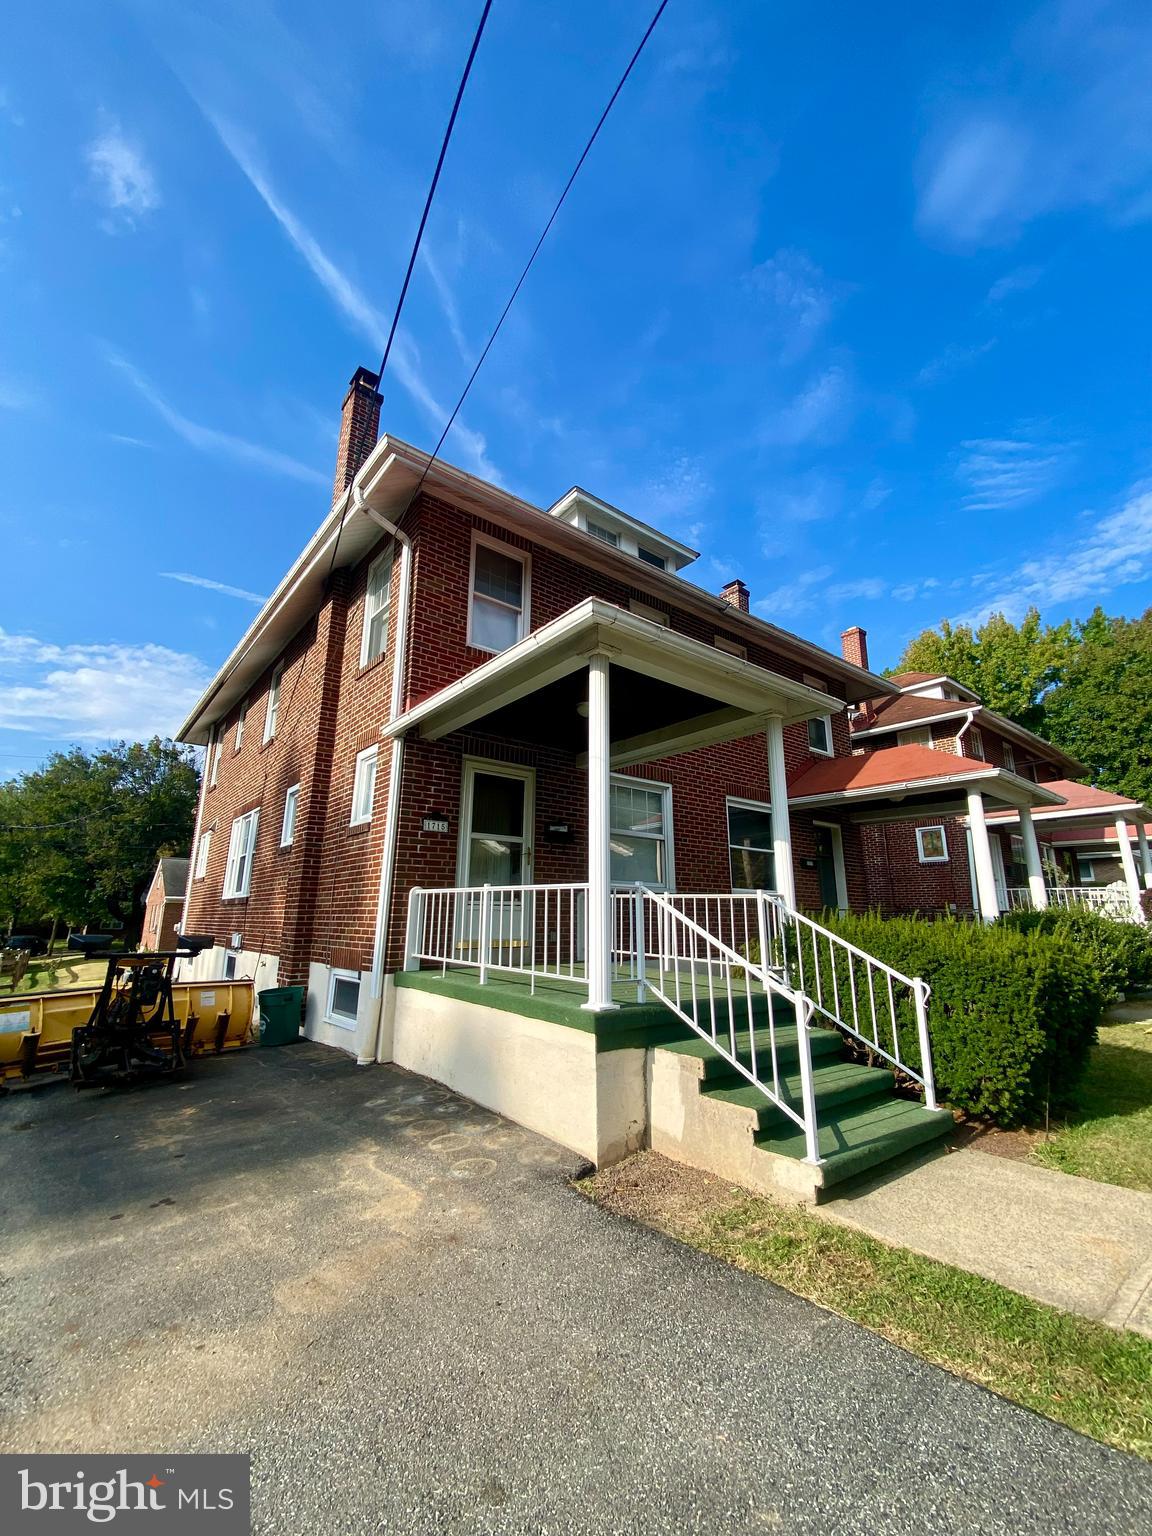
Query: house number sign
422,816,450,834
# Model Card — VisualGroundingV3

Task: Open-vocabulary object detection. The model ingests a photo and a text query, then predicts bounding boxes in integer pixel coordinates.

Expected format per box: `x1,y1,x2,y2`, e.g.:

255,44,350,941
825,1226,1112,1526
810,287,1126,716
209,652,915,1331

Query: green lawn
580,1155,1152,1461
4,955,108,995
1032,1009,1152,1192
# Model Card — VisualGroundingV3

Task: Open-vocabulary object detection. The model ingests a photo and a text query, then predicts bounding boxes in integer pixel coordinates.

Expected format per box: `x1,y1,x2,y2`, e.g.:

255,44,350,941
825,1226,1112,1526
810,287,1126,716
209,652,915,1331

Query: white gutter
352,483,413,1066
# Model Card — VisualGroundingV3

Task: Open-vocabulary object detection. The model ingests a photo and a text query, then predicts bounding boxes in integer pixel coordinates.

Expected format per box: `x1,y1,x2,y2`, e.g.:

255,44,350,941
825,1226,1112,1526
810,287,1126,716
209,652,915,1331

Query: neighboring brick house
140,857,189,952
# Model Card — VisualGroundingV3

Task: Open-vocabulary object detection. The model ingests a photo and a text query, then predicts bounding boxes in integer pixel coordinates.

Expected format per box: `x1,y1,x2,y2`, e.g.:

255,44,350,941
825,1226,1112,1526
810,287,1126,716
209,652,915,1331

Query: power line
402,0,671,513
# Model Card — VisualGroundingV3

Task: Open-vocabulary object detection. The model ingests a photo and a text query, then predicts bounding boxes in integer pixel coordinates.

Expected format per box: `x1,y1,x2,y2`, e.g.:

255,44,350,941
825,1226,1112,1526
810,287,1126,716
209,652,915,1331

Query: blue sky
2,0,1152,774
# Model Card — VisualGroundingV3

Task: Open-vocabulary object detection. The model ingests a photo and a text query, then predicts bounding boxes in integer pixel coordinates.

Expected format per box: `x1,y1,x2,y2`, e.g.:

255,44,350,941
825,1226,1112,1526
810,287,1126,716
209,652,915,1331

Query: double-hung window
361,551,392,666
263,664,283,745
194,828,212,879
280,784,300,847
208,728,221,788
234,699,248,751
223,809,260,898
469,537,528,653
967,727,985,761
351,746,378,826
1002,743,1016,773
609,777,672,887
727,800,775,891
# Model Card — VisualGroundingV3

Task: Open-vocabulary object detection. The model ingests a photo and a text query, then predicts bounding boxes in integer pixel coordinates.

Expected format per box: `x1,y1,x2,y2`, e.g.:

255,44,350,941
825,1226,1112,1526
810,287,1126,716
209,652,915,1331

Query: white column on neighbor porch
1115,817,1144,918
967,790,1001,921
1017,803,1049,911
583,651,617,1012
1136,823,1152,891
765,715,797,910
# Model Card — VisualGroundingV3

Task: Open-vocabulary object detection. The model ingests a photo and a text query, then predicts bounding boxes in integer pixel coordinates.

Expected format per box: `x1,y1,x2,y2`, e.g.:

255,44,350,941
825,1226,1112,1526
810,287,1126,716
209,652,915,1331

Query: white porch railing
1004,884,1139,921
404,882,590,991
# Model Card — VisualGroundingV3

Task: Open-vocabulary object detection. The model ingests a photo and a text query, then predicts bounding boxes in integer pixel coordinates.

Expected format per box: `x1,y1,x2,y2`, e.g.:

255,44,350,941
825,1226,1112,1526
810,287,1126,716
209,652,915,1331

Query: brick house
140,857,189,952
835,660,1152,920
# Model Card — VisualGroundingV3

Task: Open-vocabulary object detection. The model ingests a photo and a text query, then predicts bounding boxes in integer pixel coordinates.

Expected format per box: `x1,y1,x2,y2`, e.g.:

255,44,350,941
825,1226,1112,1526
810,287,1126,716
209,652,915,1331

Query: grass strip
1032,1014,1152,1192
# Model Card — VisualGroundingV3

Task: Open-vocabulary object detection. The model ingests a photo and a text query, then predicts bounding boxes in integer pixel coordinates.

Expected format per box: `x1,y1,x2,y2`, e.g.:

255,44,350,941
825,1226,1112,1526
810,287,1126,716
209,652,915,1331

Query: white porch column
583,652,617,1012
1018,804,1049,911
1115,817,1144,919
1136,823,1152,890
766,715,797,910
967,790,1001,921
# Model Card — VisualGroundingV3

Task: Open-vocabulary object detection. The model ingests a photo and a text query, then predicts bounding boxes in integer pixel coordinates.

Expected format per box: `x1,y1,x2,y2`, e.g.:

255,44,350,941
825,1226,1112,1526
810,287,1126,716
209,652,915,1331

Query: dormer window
637,547,666,570
586,520,619,547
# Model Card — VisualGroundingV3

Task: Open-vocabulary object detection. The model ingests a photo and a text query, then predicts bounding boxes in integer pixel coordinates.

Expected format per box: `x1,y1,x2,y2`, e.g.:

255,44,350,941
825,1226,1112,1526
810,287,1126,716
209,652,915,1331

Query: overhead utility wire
401,0,671,511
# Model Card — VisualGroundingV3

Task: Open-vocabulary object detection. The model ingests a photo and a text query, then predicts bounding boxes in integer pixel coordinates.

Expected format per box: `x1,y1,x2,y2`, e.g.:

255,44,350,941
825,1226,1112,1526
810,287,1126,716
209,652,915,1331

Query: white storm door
457,762,535,963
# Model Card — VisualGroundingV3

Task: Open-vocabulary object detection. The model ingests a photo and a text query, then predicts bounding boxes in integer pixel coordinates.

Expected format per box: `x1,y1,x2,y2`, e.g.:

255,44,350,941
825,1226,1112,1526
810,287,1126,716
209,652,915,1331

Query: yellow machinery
0,940,253,1089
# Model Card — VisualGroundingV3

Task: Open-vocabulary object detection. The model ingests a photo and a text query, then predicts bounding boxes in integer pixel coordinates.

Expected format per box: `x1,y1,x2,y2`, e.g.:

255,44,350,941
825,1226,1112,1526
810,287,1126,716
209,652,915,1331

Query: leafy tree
891,609,1073,731
1043,609,1152,804
0,739,199,935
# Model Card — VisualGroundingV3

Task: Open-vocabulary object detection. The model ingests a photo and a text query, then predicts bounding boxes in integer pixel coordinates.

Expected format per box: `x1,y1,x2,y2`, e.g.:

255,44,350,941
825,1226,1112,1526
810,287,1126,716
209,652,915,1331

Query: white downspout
355,488,413,1064
954,708,977,755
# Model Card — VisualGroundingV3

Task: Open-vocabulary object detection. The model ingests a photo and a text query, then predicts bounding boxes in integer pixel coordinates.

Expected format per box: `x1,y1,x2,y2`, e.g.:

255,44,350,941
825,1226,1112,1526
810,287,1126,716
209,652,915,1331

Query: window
714,634,747,660
807,716,833,756
1077,857,1095,883
609,777,672,887
234,699,248,752
586,519,619,547
326,969,360,1028
223,952,237,981
916,825,949,864
223,809,260,898
360,551,392,666
967,727,985,761
280,784,300,847
637,547,666,570
194,829,212,879
469,536,529,652
1002,743,1016,773
897,726,933,749
351,745,378,825
728,800,775,891
263,664,283,744
208,728,221,788
628,597,670,627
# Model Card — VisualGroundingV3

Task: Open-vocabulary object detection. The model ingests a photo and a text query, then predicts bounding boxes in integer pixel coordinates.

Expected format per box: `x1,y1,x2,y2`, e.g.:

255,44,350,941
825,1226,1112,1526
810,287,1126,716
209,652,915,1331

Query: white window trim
897,726,935,749
916,824,949,864
726,796,775,894
637,546,667,571
325,968,361,1029
360,549,393,667
586,519,619,547
807,715,834,757
467,531,531,653
967,726,985,761
609,773,674,891
1002,742,1016,773
223,808,260,898
194,829,212,879
350,744,379,826
280,783,300,847
263,663,283,745
234,699,248,752
208,727,220,788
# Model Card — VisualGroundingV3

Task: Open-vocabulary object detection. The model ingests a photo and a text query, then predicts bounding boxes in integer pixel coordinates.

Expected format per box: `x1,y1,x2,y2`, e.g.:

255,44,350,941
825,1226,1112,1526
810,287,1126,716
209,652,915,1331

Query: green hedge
998,906,1152,1005
784,913,1103,1127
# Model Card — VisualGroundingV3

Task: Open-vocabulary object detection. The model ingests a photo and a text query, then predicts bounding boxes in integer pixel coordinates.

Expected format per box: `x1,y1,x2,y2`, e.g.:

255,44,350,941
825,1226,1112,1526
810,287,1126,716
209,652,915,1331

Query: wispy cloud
956,482,1152,624
85,119,160,227
754,565,835,620
917,2,1152,245
763,366,852,448
956,434,1071,511
108,352,328,486
746,248,843,362
160,572,267,604
759,473,842,534
198,109,500,481
420,247,472,365
916,338,997,386
0,629,211,741
986,265,1043,304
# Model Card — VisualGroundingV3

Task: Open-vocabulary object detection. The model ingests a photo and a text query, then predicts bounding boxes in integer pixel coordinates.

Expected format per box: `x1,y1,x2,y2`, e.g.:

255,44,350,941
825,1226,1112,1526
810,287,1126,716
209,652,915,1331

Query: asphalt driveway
1,1043,1149,1535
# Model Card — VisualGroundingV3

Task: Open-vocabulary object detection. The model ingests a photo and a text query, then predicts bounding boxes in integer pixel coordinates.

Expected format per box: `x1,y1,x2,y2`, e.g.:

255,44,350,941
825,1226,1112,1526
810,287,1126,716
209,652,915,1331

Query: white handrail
1004,884,1138,920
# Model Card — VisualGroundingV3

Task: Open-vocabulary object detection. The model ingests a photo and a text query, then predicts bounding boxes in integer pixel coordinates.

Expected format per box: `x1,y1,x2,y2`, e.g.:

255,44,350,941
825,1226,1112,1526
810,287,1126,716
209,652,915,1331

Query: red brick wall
141,876,181,951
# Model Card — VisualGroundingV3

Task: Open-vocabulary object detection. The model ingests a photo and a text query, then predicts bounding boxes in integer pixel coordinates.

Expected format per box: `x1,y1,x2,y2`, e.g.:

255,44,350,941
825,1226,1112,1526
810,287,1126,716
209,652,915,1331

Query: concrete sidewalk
821,1146,1152,1336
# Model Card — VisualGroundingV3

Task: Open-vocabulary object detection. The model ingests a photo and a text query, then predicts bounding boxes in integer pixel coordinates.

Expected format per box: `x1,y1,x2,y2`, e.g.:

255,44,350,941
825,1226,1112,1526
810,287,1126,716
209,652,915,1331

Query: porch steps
655,1021,951,1194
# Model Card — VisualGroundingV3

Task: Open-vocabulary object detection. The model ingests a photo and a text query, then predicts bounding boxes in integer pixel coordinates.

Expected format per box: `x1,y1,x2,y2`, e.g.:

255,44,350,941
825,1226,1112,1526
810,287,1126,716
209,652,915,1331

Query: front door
813,825,844,911
458,762,534,963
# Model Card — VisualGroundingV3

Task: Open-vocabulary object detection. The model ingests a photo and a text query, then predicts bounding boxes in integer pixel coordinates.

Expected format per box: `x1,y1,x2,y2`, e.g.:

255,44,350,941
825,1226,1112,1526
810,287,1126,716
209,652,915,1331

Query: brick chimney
333,366,383,500
840,625,869,671
719,579,750,613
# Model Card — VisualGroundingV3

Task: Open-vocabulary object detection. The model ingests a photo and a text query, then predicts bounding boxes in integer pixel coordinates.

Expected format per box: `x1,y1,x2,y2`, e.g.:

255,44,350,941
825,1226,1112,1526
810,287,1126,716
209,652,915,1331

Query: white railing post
634,883,648,1002
478,884,493,986
755,889,771,981
403,887,423,972
795,1005,821,1165
913,977,937,1112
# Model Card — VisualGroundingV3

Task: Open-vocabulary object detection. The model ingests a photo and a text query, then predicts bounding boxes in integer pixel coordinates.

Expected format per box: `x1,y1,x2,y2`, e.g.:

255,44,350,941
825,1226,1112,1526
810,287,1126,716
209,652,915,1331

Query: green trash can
258,986,304,1046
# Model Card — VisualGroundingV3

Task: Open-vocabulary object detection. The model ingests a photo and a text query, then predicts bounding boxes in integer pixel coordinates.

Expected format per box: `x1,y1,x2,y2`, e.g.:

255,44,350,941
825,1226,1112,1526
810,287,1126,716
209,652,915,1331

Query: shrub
998,906,1152,1005
787,913,1103,1127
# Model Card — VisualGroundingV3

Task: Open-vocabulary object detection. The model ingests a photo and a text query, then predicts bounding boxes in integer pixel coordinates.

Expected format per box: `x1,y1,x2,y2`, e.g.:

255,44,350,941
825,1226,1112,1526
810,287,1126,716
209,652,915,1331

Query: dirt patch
951,1121,1053,1162
579,1151,740,1237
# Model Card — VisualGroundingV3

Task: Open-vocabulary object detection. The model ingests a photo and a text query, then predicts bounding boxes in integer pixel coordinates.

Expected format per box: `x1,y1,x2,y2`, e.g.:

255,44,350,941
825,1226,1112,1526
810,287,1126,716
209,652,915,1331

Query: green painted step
756,1096,953,1189
702,1060,895,1132
660,1023,845,1081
